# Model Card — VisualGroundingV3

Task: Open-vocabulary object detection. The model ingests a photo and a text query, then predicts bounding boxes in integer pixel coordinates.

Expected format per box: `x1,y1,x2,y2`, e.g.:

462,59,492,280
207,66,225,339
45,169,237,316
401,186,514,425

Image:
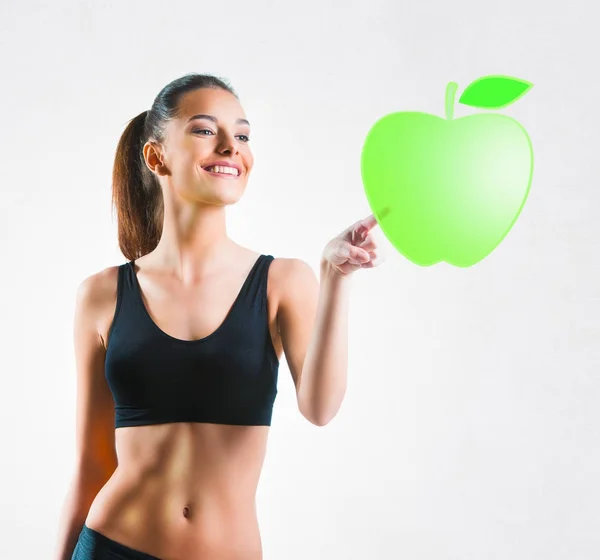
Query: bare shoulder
267,256,296,294
267,256,318,306
269,256,316,282
78,264,121,351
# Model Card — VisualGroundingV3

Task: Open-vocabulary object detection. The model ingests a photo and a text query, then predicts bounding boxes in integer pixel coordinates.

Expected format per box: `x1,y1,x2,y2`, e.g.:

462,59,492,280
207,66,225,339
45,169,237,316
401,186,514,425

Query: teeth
205,165,239,176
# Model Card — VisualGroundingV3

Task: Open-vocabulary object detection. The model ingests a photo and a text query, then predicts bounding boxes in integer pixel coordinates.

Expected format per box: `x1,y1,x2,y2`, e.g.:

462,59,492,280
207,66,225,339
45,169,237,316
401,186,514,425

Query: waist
86,467,262,559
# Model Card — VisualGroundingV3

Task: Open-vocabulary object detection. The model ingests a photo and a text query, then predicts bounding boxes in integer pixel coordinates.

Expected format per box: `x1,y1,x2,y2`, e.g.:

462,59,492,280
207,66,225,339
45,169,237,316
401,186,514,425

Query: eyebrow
187,114,250,127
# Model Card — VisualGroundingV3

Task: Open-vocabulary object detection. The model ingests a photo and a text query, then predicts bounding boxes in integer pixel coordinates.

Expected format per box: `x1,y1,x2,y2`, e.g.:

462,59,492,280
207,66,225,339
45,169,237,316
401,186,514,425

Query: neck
151,203,237,279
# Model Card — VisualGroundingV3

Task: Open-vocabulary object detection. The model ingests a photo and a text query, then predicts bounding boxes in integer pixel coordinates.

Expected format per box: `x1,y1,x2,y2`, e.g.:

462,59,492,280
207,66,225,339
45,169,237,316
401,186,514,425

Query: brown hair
111,73,238,261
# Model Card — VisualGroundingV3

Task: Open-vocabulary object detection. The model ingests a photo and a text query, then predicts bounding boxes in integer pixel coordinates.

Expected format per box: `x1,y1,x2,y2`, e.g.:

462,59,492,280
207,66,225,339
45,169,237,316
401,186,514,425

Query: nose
217,136,238,155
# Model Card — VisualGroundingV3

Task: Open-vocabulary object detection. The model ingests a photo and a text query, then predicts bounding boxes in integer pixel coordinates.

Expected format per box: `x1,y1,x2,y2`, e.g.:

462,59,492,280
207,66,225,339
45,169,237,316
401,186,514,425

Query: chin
207,188,246,206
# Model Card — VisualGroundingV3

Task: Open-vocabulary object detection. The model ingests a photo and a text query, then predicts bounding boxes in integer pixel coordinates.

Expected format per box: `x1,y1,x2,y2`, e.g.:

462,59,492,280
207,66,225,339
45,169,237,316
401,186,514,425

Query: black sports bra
104,254,279,428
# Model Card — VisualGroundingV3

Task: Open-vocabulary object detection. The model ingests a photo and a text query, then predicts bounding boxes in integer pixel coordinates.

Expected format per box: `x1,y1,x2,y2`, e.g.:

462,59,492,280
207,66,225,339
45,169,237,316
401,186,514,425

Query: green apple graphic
361,75,534,267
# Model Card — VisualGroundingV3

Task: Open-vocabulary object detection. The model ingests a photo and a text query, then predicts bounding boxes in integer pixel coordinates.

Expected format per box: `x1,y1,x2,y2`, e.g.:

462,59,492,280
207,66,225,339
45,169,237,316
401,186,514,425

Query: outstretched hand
321,214,386,277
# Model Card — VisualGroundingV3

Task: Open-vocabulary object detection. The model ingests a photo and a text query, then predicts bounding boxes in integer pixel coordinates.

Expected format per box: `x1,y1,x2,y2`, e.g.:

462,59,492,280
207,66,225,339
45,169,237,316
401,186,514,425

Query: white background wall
1,0,598,558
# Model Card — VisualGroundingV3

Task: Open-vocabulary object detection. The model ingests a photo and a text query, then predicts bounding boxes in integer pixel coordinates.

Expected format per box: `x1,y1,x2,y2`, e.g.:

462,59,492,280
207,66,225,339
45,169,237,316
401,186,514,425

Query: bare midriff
85,421,271,560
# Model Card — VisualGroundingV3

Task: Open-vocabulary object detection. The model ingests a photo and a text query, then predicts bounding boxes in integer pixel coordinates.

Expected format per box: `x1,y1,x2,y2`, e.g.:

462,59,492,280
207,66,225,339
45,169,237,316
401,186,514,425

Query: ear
143,141,165,175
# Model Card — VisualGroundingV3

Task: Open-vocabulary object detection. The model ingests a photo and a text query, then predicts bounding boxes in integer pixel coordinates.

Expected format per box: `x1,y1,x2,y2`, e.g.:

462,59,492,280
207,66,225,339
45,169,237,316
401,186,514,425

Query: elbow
307,415,330,427
300,406,333,427
298,393,340,427
297,384,341,427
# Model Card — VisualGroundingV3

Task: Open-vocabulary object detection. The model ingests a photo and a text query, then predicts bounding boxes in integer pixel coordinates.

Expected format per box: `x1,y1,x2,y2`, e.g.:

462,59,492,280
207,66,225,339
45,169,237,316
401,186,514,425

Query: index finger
359,213,379,232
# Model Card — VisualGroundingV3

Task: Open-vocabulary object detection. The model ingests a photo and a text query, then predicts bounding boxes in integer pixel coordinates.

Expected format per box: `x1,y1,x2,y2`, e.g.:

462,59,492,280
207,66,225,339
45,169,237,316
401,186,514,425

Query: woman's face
149,87,254,206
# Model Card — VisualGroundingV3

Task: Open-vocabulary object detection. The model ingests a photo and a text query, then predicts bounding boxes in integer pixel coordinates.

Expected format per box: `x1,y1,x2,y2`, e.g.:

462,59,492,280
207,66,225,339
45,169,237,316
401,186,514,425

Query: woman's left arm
277,214,385,426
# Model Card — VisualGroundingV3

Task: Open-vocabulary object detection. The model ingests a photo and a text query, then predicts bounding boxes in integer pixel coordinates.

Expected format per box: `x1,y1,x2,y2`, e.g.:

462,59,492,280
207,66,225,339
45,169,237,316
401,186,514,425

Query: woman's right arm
53,273,118,560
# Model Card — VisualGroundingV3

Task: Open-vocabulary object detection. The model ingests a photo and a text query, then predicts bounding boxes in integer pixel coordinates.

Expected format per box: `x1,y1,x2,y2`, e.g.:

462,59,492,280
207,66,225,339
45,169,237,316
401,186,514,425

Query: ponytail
111,109,163,261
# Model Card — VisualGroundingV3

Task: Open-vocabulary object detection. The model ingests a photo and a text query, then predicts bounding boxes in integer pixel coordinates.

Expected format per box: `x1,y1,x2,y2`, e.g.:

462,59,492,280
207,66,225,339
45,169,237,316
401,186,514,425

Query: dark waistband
75,523,162,560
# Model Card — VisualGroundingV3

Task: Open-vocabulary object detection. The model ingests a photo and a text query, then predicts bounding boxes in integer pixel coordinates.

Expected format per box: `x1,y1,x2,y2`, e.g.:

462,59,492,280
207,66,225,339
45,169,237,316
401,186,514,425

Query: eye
192,129,250,142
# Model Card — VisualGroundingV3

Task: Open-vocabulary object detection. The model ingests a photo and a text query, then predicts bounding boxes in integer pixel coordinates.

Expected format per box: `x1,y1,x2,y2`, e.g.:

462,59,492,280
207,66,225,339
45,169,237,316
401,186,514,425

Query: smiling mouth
201,165,241,178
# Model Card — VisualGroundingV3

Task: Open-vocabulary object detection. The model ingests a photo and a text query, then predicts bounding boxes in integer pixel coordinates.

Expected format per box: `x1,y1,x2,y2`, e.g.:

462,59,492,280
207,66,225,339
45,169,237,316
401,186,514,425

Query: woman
54,73,385,560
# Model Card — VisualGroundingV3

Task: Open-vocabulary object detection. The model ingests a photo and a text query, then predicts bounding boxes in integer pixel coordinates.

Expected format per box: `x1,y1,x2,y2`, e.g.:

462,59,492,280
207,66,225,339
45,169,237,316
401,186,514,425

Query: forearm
298,259,353,426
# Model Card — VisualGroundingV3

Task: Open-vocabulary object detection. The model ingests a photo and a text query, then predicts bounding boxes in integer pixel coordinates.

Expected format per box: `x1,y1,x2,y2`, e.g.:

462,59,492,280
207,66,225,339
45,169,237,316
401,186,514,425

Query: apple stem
445,81,459,120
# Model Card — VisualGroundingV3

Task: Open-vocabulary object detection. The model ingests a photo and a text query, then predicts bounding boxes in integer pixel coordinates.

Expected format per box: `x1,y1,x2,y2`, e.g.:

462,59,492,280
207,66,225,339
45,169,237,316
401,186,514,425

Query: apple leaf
458,75,533,109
